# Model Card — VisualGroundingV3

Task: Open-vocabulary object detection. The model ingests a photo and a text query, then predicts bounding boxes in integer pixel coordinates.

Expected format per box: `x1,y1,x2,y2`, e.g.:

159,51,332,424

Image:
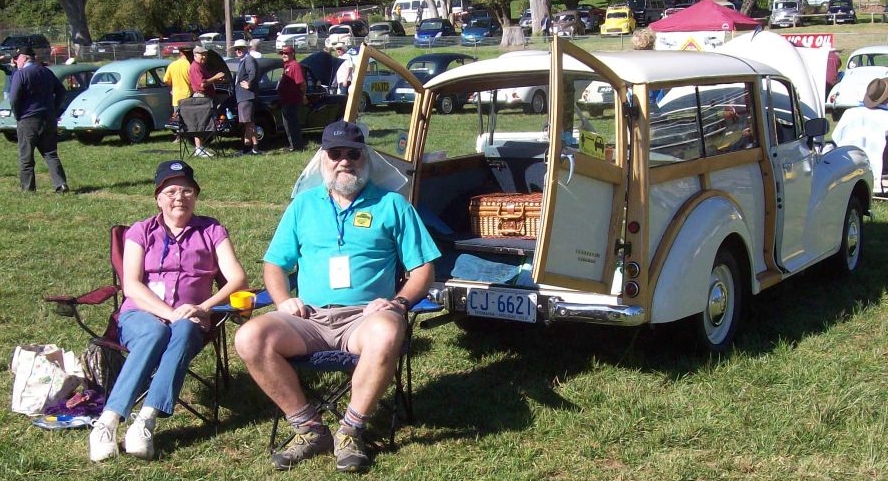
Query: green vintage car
0,63,98,142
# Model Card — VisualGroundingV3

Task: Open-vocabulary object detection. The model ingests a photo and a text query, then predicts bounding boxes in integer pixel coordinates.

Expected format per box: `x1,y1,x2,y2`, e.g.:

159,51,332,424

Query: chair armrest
45,285,119,306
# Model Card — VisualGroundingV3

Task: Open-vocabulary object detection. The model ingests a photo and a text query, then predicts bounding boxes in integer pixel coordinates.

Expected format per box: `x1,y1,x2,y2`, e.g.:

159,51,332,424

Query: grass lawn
1,24,888,480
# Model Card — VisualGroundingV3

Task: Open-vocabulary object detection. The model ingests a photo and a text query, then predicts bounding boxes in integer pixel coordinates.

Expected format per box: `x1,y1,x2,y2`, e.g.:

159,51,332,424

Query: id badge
148,281,166,300
329,255,351,289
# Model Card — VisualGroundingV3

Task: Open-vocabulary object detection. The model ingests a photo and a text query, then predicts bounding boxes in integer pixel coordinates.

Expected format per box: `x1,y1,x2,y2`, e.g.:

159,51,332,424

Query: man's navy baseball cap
321,120,365,150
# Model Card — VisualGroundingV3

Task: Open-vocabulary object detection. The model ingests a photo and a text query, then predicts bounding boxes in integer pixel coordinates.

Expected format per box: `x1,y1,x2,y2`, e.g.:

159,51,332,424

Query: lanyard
328,191,361,247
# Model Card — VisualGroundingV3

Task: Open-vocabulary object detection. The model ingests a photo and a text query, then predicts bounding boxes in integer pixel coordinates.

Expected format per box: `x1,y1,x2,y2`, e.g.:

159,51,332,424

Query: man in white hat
832,77,888,194
230,39,261,155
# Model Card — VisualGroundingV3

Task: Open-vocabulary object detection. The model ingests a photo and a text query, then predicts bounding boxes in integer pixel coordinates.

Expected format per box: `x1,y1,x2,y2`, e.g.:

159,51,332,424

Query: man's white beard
323,159,370,197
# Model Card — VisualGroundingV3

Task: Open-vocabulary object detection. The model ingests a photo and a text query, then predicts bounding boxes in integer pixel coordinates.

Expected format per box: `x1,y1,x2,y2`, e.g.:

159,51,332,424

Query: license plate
466,288,537,323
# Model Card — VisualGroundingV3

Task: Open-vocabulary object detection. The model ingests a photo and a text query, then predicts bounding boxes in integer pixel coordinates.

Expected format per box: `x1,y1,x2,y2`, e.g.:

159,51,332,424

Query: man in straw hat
230,39,262,155
832,77,888,194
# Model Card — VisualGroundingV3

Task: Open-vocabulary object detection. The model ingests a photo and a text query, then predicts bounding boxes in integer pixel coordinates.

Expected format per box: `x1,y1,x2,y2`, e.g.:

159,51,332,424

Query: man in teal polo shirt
235,121,440,474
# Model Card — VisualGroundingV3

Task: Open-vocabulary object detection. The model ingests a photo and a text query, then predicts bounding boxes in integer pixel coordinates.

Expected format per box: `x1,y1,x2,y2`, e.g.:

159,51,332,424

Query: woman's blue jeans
105,310,203,420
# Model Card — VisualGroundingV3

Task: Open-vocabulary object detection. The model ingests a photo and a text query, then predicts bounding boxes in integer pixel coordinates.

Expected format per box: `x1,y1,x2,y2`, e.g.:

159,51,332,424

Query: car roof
48,63,99,77
95,58,171,74
848,46,888,57
408,52,476,65
425,50,779,92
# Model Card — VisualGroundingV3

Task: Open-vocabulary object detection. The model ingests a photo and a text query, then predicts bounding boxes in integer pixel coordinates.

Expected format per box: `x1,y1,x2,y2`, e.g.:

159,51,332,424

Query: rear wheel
524,90,547,114
695,248,744,352
119,112,150,143
437,95,460,115
359,92,371,112
828,197,863,276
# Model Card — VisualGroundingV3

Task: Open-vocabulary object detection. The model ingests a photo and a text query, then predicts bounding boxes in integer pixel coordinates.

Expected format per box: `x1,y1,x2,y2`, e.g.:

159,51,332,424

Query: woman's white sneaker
124,414,156,460
89,421,119,462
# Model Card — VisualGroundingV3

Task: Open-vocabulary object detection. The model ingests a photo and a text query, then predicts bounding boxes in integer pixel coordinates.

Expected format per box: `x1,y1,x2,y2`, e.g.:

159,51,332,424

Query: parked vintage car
769,1,805,27
142,37,168,57
0,63,98,142
826,0,857,24
600,4,637,36
825,45,888,120
59,58,173,144
551,10,586,37
161,32,198,57
345,32,872,352
577,79,614,116
460,17,502,46
518,8,533,35
384,52,476,113
325,24,358,49
357,59,402,111
275,23,320,50
250,23,282,41
199,31,249,52
413,18,458,47
469,50,548,114
216,52,347,140
366,20,406,47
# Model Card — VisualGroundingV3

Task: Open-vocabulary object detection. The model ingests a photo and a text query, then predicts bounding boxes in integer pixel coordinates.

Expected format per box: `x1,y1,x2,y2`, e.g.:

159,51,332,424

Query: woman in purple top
89,160,247,463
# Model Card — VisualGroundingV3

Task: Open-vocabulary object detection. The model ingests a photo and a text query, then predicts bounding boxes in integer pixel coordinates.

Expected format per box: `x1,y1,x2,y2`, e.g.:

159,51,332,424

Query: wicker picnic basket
469,193,542,238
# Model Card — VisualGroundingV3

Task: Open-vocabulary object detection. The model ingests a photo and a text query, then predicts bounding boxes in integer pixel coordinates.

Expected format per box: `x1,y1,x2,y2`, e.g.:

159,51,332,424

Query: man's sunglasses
327,148,362,161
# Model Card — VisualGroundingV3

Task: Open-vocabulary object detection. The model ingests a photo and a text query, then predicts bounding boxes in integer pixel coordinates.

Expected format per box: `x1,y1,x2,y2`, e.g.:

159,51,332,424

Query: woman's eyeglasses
327,148,362,162
160,188,196,199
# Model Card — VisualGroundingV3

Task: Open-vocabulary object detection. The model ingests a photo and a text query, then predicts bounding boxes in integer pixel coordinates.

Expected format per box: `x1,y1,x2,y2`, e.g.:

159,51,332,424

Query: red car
161,33,198,57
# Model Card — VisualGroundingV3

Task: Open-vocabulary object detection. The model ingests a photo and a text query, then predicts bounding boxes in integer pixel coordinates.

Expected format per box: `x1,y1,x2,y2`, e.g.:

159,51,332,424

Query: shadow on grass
406,215,888,445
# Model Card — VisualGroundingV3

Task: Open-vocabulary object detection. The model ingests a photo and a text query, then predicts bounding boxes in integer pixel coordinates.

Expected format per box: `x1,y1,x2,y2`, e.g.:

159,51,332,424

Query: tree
57,0,91,52
529,0,550,36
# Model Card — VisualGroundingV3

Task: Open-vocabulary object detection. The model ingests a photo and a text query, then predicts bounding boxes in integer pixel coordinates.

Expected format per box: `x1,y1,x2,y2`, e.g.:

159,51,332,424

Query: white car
275,23,319,50
826,45,888,121
346,33,872,353
578,80,614,116
325,24,356,49
470,51,549,114
142,37,166,57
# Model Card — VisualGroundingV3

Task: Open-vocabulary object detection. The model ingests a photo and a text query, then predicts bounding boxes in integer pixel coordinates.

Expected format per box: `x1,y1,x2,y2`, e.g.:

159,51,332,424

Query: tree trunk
500,26,525,50
530,0,550,36
57,0,92,55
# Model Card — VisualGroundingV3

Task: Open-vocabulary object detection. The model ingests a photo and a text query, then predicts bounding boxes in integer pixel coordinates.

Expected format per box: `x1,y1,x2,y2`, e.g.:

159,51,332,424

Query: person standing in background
188,46,225,157
163,46,193,144
249,39,263,59
0,52,18,100
9,47,68,193
334,45,353,95
231,39,262,155
277,46,307,152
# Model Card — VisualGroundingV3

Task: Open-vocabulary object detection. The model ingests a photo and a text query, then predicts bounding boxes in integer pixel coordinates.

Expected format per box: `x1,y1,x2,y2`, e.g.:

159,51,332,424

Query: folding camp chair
44,224,230,424
176,96,228,159
266,298,444,452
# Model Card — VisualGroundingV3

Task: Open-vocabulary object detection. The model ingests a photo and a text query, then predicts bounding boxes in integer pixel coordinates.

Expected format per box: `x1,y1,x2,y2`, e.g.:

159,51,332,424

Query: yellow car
600,4,637,36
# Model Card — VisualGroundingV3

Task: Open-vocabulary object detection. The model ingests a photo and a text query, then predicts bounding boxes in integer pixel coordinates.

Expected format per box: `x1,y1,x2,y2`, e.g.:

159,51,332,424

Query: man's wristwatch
392,296,410,312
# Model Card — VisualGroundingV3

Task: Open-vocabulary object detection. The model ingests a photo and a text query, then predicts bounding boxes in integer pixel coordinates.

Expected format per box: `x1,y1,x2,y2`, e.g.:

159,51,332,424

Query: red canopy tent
648,0,761,32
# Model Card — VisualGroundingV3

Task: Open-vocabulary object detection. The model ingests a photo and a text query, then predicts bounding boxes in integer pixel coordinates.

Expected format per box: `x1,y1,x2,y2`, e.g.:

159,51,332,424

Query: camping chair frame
175,96,230,159
44,224,231,425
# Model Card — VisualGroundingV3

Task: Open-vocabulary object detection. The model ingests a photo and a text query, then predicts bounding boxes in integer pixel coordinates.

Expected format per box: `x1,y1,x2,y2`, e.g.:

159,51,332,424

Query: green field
2,24,888,480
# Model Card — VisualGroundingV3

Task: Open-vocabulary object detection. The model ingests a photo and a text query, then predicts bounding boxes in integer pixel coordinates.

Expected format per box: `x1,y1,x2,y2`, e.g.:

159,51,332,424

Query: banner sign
781,33,834,49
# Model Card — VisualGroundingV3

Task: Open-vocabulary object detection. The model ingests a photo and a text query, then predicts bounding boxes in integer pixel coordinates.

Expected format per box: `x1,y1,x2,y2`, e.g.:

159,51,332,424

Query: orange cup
229,291,256,310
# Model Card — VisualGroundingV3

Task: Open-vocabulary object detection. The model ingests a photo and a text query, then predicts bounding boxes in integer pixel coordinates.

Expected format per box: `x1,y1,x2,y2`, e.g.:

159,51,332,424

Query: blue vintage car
59,58,174,144
460,17,502,47
0,63,98,142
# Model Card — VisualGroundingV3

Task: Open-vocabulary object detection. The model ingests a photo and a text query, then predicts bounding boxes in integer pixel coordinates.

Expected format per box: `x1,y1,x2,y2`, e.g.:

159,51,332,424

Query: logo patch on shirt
353,211,372,228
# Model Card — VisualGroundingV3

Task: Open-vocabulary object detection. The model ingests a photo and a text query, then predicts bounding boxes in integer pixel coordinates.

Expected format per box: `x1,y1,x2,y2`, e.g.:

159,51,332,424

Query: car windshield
91,72,121,85
330,26,351,34
470,18,492,27
253,27,269,35
420,20,444,30
829,1,851,6
1,36,30,47
557,14,576,21
774,2,798,9
607,11,629,18
370,24,391,32
283,26,307,34
169,34,193,42
100,33,126,42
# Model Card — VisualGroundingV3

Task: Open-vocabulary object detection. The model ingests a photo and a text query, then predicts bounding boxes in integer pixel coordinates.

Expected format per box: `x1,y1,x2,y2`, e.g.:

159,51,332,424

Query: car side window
264,68,283,89
764,77,800,145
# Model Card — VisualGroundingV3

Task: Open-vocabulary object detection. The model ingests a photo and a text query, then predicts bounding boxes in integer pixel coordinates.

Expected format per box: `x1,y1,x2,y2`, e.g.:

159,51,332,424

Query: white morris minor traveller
339,33,873,352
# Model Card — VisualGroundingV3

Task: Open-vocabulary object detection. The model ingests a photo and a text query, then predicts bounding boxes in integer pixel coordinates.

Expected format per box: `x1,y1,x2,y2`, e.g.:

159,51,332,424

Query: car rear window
92,72,121,85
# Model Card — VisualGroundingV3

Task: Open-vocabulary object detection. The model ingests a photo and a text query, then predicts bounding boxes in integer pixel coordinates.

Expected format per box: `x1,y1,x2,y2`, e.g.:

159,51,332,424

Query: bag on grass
79,342,124,395
10,344,82,415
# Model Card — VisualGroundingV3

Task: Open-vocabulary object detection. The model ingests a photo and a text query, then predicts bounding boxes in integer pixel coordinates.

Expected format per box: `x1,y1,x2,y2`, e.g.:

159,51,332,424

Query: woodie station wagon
341,32,873,352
